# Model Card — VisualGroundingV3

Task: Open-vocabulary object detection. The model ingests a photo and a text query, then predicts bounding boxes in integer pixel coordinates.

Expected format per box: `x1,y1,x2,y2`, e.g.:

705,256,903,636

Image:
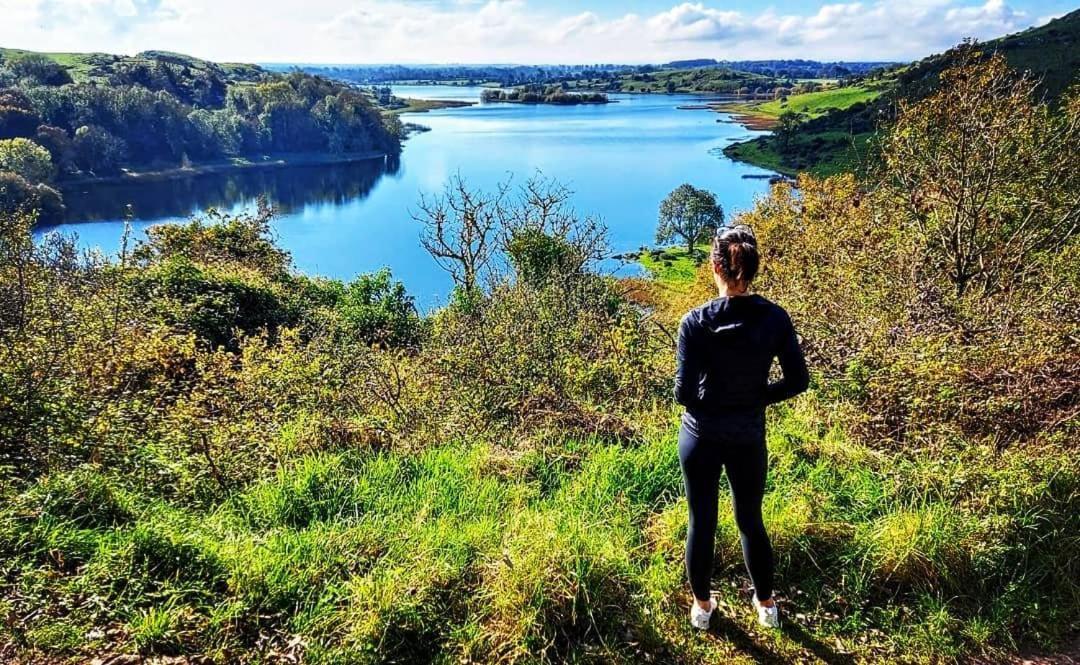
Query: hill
723,10,1080,175
0,47,402,223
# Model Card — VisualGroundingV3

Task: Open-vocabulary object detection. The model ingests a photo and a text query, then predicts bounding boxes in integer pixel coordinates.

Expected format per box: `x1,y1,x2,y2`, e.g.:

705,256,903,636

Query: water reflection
58,156,394,222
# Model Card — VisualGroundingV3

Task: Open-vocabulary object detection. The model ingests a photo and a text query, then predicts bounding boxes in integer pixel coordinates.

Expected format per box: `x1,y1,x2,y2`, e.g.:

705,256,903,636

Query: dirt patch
718,112,778,131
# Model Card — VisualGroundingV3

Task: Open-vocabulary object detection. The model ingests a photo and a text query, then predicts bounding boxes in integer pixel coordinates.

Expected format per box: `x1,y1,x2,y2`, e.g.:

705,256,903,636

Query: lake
35,85,774,307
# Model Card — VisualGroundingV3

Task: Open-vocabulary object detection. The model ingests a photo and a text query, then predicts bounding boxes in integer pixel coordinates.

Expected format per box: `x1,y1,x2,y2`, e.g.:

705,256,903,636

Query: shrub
0,137,54,183
131,256,290,349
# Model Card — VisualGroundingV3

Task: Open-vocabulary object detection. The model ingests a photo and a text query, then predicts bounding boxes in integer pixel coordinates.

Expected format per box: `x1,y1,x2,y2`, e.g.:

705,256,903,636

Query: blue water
36,85,773,307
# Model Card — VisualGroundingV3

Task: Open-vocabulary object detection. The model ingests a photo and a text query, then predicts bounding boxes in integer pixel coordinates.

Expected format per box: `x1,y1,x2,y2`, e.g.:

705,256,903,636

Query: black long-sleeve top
675,294,809,420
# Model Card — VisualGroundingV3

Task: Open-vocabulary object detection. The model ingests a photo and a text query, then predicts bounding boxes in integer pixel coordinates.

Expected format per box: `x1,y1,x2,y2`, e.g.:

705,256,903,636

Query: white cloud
645,3,747,42
0,0,1042,64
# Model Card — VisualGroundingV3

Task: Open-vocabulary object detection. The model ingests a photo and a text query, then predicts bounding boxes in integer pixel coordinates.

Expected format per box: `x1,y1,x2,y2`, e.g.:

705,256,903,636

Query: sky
0,0,1074,65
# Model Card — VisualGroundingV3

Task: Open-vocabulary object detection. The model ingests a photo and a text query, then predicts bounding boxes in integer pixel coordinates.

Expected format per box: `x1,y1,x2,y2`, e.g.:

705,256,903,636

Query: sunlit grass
3,406,1075,661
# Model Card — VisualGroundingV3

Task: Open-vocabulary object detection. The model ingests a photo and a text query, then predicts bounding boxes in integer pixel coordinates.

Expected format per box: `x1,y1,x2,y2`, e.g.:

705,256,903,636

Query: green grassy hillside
723,10,1080,175
900,8,1080,101
748,84,882,119
0,47,267,85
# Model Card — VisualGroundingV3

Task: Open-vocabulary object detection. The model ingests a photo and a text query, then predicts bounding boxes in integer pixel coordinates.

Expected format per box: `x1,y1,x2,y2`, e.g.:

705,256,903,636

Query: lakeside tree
415,175,505,299
656,184,725,256
774,111,803,153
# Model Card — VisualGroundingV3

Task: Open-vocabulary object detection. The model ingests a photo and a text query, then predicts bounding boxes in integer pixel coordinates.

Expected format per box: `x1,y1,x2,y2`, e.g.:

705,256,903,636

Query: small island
481,84,609,105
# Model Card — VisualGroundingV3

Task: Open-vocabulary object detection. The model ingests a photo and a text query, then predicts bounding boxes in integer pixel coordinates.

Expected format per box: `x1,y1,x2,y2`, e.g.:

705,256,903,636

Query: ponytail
711,226,760,286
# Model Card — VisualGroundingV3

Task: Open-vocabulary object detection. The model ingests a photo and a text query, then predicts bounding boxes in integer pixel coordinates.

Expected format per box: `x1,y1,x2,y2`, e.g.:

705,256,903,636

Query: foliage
3,53,72,86
726,10,1080,176
0,171,64,224
0,49,402,203
1,54,1079,663
72,124,128,175
773,111,802,152
656,183,724,255
883,53,1080,300
0,137,53,182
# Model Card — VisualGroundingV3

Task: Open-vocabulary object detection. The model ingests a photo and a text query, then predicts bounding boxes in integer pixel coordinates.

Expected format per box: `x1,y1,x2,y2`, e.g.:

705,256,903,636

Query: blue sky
0,1,1073,64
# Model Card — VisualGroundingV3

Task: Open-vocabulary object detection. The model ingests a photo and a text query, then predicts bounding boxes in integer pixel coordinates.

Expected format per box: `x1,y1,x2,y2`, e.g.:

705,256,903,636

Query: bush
0,137,53,182
131,256,290,349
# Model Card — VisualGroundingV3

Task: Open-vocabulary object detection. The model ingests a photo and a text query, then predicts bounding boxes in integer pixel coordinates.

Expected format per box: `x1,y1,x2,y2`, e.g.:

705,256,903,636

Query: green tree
0,138,54,183
774,111,802,153
73,125,127,175
4,53,72,86
656,184,725,256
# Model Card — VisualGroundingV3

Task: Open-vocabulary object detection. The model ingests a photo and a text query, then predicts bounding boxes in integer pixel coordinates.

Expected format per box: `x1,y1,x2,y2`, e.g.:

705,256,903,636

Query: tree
774,111,802,153
0,90,41,140
4,53,72,86
73,125,127,175
883,50,1080,301
415,175,504,297
0,138,54,183
656,184,725,256
34,126,76,175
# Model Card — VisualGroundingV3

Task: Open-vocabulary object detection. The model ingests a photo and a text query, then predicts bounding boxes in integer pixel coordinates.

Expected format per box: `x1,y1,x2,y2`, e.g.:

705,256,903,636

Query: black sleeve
674,314,702,409
764,311,809,405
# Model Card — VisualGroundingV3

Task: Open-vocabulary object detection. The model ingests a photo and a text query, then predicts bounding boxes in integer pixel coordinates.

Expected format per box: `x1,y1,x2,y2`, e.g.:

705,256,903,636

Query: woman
674,225,809,630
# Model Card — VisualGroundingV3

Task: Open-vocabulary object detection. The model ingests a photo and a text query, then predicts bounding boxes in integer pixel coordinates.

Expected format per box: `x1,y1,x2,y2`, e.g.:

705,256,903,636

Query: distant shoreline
58,151,390,189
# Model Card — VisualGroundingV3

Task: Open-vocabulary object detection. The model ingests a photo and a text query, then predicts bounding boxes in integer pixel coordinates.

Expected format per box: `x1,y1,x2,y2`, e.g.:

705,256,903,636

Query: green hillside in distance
743,84,883,120
0,47,267,86
723,9,1080,176
899,7,1080,102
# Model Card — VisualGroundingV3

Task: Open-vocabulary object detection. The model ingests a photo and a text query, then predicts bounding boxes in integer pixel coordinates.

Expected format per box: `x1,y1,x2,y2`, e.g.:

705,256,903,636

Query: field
747,85,882,119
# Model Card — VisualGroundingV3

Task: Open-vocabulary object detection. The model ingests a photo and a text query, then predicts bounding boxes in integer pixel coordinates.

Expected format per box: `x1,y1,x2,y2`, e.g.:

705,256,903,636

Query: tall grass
3,400,1075,662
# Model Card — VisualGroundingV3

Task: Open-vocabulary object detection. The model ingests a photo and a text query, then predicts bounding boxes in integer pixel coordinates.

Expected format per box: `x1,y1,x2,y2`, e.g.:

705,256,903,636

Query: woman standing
674,225,809,630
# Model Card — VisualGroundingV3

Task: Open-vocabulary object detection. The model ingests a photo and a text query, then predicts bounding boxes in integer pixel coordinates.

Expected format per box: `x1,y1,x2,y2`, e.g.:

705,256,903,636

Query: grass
751,85,883,119
2,397,1075,662
636,245,708,289
724,131,876,177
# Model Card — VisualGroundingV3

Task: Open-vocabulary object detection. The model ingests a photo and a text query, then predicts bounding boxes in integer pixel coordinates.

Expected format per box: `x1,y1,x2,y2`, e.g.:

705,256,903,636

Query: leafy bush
0,137,53,182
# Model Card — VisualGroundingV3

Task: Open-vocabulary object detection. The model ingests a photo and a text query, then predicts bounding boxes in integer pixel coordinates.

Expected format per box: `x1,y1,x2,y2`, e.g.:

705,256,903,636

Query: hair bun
712,226,760,286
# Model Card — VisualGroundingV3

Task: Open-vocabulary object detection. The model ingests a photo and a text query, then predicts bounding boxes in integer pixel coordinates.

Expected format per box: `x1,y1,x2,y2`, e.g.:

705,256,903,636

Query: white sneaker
689,598,717,630
752,595,780,628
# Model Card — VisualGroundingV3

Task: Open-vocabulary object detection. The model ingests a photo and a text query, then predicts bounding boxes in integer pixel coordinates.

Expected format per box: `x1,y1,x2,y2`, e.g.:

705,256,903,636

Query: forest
0,50,402,223
1,49,1077,663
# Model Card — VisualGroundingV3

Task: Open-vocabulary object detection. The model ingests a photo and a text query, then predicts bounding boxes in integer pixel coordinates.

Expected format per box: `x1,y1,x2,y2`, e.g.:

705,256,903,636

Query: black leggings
678,415,774,602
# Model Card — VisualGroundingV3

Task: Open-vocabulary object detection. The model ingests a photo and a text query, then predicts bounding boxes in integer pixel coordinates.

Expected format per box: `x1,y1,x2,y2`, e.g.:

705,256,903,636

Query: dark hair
711,225,759,286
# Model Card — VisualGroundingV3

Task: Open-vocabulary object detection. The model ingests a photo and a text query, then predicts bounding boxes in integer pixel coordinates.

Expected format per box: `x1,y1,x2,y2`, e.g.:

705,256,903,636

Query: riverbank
58,151,390,189
714,84,884,175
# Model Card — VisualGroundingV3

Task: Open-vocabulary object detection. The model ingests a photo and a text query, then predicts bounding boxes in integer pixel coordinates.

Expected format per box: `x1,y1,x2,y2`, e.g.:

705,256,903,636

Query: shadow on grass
704,611,856,665
708,613,787,664
781,622,856,665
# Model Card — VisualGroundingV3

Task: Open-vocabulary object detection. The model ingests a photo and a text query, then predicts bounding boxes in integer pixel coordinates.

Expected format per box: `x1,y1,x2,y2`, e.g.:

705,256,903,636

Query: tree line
0,50,403,223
